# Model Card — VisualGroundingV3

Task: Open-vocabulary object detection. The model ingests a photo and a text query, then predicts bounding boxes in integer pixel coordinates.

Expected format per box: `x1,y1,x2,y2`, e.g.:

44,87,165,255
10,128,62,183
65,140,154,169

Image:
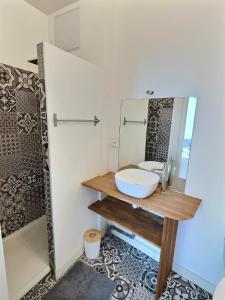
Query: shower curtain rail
123,117,147,126
53,113,100,127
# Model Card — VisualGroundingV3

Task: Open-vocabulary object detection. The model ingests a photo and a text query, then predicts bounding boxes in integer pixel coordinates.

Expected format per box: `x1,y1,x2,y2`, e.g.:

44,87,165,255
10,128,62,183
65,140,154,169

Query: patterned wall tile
37,43,45,80
157,120,172,145
4,212,26,234
156,145,170,162
19,133,42,155
0,63,45,238
0,112,18,135
15,68,36,92
37,44,56,275
1,193,25,213
1,175,23,196
21,170,44,191
1,194,26,236
43,168,55,272
17,112,38,134
0,134,20,156
23,187,45,223
21,153,43,172
0,64,15,88
40,111,48,145
0,155,22,178
0,88,16,112
16,90,38,113
145,98,174,162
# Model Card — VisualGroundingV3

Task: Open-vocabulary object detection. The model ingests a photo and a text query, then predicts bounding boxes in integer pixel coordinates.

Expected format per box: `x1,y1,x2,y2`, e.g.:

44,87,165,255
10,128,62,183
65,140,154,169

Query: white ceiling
25,0,78,15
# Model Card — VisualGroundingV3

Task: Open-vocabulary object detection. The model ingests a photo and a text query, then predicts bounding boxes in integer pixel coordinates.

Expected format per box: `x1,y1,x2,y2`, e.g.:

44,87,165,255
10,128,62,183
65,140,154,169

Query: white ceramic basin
115,168,160,198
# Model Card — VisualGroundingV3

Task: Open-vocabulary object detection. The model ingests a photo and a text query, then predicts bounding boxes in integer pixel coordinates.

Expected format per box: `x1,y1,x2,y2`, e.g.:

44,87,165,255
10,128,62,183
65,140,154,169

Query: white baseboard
111,227,215,295
111,226,160,262
55,246,84,280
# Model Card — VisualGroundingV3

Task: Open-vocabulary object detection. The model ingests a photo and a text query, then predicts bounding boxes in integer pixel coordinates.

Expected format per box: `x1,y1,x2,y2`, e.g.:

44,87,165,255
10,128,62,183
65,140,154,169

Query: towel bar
53,113,100,127
123,117,147,126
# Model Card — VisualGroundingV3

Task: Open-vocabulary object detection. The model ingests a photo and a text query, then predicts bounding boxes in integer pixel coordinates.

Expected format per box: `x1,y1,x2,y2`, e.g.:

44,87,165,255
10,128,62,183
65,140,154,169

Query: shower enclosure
0,63,50,299
0,42,103,299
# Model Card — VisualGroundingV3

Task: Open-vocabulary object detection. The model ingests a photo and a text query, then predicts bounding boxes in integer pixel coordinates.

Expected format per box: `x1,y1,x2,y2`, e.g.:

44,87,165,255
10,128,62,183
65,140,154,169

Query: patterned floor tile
128,246,150,263
80,252,117,279
80,237,123,279
116,254,146,283
197,287,212,300
103,234,132,257
21,235,212,300
111,275,135,300
140,263,158,295
160,278,198,300
131,285,155,300
170,272,199,291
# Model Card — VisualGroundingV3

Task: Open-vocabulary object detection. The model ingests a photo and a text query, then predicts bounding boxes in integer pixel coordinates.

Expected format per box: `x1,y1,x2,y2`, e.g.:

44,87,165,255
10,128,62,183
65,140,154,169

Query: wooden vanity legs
156,218,178,299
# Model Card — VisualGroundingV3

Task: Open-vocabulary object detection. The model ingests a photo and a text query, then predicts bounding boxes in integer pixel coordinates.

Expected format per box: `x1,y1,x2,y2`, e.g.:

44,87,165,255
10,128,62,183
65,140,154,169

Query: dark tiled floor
22,235,212,300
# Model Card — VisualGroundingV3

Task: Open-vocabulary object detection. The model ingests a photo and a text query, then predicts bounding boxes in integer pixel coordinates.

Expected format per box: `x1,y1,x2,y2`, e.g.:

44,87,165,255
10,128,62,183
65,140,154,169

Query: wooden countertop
82,172,201,221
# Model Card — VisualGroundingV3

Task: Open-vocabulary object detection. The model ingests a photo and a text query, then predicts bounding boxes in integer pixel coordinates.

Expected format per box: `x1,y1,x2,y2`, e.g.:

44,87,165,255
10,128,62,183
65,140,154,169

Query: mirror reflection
118,97,197,193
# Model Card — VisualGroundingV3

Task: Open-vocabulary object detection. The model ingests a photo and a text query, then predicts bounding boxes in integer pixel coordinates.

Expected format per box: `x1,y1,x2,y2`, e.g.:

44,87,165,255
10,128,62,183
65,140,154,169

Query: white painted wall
106,0,225,291
48,0,115,172
48,2,81,55
0,0,48,72
69,0,225,291
119,100,148,168
49,0,225,291
42,43,104,278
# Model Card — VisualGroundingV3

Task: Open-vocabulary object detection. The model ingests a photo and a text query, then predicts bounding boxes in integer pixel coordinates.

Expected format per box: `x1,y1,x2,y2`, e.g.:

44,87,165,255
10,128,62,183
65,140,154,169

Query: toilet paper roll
83,229,101,260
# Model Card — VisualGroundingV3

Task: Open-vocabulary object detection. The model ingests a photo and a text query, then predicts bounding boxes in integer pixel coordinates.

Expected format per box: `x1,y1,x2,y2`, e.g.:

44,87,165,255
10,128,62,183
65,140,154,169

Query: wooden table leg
156,217,178,299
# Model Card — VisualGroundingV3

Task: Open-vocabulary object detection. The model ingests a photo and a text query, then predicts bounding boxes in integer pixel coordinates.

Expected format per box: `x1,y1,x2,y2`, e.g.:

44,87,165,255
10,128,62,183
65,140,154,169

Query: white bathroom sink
115,168,160,198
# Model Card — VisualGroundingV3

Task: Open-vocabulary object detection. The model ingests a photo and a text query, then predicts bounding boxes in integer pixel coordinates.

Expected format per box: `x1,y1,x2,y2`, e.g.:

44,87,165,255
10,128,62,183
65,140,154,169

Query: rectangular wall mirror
118,97,197,193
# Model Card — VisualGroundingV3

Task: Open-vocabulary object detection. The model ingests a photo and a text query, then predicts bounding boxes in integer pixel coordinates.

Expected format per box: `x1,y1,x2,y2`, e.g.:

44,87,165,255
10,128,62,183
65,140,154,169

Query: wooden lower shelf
89,196,164,248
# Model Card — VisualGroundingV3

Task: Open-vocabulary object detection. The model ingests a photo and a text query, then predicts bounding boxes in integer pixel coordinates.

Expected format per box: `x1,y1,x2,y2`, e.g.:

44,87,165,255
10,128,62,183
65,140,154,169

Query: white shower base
3,215,50,300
